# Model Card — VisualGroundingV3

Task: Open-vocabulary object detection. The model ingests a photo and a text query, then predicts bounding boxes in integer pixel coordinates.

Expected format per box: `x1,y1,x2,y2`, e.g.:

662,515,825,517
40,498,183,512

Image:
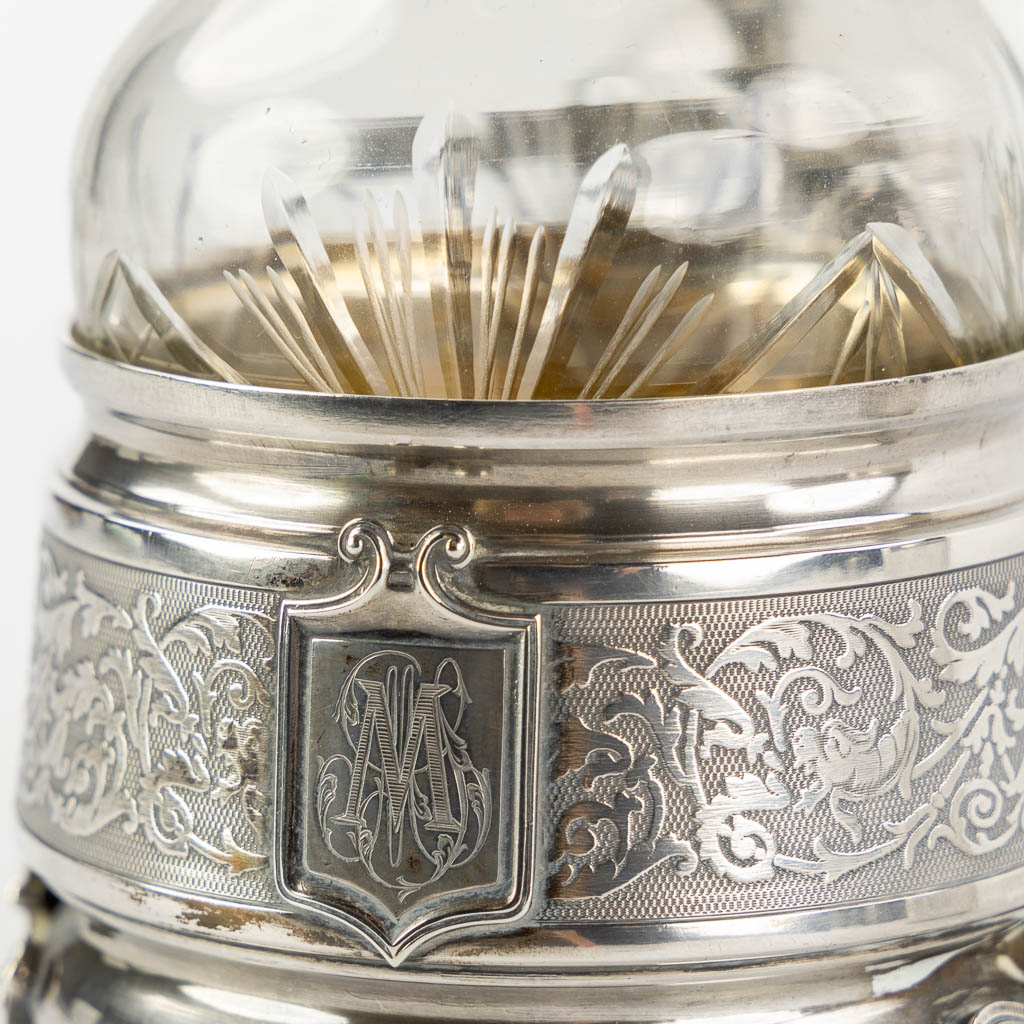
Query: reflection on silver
974,1003,1024,1024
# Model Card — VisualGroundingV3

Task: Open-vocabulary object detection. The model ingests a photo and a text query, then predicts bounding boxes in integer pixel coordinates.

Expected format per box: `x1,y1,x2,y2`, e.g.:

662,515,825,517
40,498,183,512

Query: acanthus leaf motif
21,546,275,876
553,580,1024,900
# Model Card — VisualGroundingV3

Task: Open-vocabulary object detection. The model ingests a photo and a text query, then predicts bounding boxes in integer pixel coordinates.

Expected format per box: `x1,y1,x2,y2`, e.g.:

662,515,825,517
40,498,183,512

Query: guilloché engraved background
17,535,1024,939
548,556,1024,922
19,537,280,907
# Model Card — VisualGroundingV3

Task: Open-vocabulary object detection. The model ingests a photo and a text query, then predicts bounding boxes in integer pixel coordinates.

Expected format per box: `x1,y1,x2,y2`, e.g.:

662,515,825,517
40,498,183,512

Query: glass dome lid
72,0,1024,400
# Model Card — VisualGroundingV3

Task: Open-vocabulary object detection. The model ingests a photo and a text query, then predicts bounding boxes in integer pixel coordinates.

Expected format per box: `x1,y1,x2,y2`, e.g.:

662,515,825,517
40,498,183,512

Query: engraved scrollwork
338,518,474,600
923,584,1024,859
338,519,392,599
21,548,275,875
552,576,1024,900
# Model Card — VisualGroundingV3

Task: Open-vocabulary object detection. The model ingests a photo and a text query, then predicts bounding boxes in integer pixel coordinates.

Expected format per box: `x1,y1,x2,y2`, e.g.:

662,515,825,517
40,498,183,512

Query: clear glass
73,0,1024,399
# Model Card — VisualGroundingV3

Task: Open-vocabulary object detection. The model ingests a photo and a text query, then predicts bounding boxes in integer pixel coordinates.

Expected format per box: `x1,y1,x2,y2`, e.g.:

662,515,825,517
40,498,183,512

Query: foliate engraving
22,538,1024,939
20,544,276,888
277,520,539,964
315,649,492,898
549,566,1024,921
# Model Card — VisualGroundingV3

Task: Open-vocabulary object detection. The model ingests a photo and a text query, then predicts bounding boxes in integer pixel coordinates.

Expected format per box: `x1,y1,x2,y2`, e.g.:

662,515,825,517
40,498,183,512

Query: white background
1,0,1023,957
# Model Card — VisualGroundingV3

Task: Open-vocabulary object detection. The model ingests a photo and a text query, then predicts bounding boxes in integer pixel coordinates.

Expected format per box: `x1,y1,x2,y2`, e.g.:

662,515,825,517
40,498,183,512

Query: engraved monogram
314,648,492,897
276,520,539,963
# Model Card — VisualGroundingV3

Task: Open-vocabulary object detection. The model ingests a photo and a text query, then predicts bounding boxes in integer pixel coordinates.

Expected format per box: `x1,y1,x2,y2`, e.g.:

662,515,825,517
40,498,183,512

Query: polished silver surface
15,346,1024,1017
974,1004,1024,1024
10,896,1024,1022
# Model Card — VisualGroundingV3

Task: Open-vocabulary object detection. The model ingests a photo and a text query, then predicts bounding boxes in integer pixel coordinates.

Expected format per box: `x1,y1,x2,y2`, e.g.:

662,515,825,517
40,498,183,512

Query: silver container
11,0,1024,1019
9,341,1024,1021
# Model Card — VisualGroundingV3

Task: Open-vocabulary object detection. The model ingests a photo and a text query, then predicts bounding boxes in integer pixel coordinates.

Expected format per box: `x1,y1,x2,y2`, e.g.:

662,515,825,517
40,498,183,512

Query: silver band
21,540,279,905
548,558,1024,923
20,531,1024,960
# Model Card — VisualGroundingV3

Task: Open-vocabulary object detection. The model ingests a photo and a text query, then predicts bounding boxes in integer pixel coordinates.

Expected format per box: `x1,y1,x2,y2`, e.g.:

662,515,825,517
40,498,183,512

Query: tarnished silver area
2,876,55,1024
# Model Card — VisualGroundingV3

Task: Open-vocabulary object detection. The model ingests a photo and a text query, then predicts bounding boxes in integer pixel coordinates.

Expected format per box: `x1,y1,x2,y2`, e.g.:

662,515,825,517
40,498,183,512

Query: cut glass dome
72,0,1024,399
